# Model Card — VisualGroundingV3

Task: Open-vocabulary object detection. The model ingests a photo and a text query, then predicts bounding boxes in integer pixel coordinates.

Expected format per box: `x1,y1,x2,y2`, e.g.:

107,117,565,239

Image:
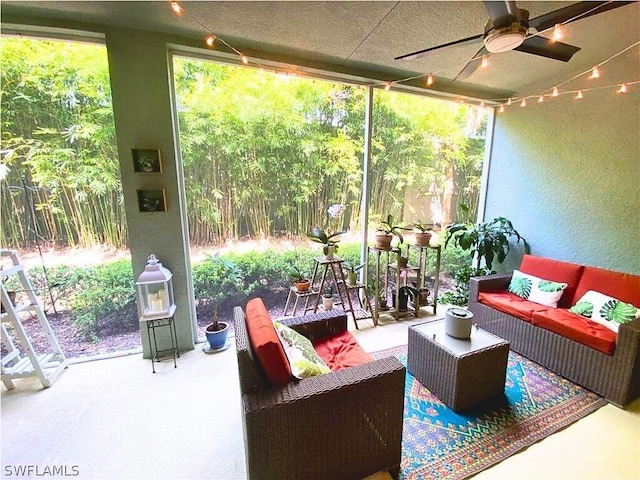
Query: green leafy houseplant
444,216,529,270
376,214,408,249
344,262,364,285
307,227,345,255
288,265,311,292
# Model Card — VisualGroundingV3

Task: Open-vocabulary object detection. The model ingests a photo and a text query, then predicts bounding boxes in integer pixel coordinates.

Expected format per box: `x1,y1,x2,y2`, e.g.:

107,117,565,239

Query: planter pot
323,244,335,260
347,271,358,285
418,288,430,306
444,307,474,339
392,286,413,311
205,322,229,349
377,296,389,311
415,232,432,247
398,256,409,268
294,279,311,292
375,233,392,250
321,295,333,310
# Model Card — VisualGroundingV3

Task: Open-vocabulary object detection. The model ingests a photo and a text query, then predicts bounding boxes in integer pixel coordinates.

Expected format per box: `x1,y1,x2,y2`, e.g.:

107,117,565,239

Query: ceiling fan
395,1,636,80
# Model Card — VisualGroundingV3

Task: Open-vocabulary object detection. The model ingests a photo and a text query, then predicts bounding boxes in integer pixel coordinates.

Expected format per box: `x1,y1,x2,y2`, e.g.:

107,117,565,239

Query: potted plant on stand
344,262,365,286
288,265,311,292
412,221,433,247
375,214,408,250
321,286,334,310
307,227,345,260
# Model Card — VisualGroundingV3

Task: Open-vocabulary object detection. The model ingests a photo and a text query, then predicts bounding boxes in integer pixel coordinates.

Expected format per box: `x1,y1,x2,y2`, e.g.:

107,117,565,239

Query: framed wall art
137,189,167,212
132,148,162,173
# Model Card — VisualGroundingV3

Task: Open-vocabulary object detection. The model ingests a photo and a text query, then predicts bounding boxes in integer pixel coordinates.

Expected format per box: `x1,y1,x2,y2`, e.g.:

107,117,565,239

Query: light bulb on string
241,55,249,65
426,74,434,87
507,98,512,106
552,24,563,42
170,1,183,15
480,101,485,108
618,83,628,94
481,55,489,69
384,82,392,91
538,95,544,103
205,35,216,47
520,98,527,107
552,87,559,97
590,66,600,79
575,90,583,99
498,105,505,113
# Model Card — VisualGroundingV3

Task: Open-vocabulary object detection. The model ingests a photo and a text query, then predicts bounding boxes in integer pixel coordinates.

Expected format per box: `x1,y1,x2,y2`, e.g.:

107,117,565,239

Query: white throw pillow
274,322,330,379
508,269,568,308
569,290,640,333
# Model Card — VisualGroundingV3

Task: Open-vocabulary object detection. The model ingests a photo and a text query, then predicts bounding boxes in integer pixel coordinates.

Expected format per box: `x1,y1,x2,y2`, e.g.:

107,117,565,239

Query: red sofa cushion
519,255,584,308
245,298,292,385
531,308,617,355
572,266,640,308
478,291,551,322
313,330,372,371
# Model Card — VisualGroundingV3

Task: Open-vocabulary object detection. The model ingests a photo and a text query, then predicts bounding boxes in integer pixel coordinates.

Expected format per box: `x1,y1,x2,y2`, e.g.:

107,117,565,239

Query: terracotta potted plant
375,214,408,250
288,265,311,292
412,221,433,247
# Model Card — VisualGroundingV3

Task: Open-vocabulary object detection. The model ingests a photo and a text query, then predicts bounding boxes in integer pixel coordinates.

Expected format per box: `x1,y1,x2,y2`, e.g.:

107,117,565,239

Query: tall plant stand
1,249,68,389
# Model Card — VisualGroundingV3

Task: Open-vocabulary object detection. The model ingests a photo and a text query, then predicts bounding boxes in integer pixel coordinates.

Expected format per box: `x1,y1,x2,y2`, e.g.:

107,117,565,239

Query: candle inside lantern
151,297,163,312
158,289,168,310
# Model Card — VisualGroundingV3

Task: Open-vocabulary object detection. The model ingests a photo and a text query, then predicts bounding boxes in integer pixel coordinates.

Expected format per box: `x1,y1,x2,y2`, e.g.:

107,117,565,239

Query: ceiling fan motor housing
483,8,529,53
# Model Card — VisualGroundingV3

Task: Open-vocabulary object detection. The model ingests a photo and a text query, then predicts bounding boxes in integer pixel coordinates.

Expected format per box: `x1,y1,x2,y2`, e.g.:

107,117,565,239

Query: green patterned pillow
569,290,640,333
274,322,331,379
508,269,568,307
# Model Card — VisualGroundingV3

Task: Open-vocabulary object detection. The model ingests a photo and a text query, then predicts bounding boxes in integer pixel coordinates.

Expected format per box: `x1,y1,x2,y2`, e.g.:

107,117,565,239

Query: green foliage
444,216,529,270
440,265,494,306
192,251,244,304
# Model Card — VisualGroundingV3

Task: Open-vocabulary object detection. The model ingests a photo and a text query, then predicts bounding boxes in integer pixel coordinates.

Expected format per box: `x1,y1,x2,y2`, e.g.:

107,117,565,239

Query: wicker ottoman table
408,320,510,412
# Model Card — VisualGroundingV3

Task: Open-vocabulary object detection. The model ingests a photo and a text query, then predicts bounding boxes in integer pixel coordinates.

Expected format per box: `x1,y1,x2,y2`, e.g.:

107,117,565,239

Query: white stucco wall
484,87,640,274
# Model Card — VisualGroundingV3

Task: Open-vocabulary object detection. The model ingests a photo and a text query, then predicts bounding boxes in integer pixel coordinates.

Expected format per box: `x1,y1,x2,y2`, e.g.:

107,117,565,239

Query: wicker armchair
234,306,406,480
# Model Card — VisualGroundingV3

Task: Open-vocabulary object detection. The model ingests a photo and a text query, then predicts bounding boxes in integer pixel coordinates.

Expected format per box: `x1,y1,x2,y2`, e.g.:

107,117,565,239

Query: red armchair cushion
519,255,584,308
245,298,292,385
478,291,551,322
313,330,372,371
531,308,617,355
573,266,640,308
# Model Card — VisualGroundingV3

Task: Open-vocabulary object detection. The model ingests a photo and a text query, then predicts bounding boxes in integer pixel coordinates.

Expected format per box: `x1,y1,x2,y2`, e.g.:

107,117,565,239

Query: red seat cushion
313,330,372,371
573,266,640,308
519,255,584,308
531,308,617,355
478,291,551,322
244,298,292,385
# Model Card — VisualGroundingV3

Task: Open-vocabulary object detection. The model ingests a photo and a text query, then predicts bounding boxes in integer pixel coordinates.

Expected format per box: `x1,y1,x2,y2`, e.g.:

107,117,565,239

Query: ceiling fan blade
483,1,521,25
454,47,488,81
515,36,580,62
529,1,636,32
395,33,483,61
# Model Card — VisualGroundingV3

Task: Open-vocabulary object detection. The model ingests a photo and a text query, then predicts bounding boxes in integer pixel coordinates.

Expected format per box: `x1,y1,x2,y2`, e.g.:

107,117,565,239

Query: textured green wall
485,88,639,274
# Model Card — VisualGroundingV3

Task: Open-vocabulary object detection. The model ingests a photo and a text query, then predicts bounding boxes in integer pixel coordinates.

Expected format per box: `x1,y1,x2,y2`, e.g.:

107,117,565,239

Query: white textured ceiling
2,1,639,100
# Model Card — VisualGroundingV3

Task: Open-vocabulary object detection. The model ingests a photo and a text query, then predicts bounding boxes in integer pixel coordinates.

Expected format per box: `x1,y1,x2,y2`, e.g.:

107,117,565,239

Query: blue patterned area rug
371,345,607,480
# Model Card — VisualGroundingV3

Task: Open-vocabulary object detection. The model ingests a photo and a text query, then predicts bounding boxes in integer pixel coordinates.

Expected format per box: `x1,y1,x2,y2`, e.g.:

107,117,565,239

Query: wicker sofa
468,255,640,407
234,303,406,480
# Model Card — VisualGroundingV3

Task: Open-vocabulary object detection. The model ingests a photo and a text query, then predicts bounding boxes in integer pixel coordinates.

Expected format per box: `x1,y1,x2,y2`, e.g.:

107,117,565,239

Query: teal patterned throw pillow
274,322,331,379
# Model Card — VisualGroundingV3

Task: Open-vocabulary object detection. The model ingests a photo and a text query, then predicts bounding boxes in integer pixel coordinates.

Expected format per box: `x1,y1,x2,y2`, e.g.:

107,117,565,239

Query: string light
241,55,249,65
552,87,559,97
552,24,564,42
384,83,392,91
520,98,527,107
170,1,183,15
480,101,485,108
538,95,544,103
498,105,505,113
618,83,628,93
507,98,512,106
575,90,583,99
481,55,489,69
425,74,434,87
205,35,216,47
590,66,600,79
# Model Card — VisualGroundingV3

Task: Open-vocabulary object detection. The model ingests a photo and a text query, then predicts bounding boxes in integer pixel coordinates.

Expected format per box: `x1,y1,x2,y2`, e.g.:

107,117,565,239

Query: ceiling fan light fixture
484,24,527,53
